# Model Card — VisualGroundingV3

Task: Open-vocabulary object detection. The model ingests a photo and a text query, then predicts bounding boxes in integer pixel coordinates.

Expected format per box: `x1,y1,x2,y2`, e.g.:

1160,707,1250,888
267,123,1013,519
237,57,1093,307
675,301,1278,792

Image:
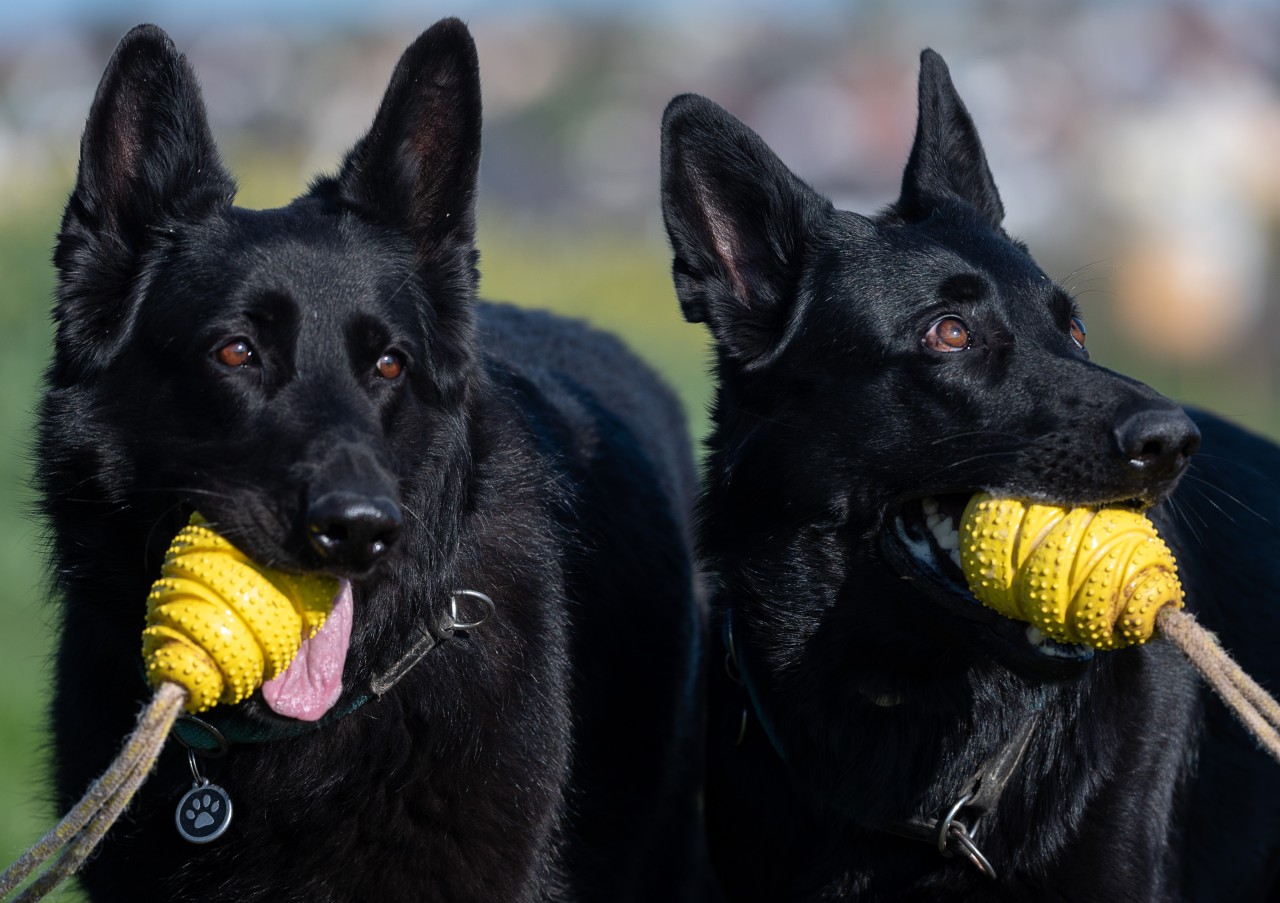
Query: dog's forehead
824,212,1050,306
160,206,418,323
796,210,1061,354
230,207,410,304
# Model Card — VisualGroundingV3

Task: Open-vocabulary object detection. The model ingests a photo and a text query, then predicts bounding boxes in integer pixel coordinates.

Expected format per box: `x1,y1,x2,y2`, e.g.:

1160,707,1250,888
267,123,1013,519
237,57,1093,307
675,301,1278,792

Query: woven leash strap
0,683,187,902
1156,607,1280,762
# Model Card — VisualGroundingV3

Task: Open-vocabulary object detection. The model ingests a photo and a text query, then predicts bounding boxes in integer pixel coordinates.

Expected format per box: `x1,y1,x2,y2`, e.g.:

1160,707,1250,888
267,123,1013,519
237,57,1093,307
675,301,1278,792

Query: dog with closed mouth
38,19,713,902
661,50,1280,901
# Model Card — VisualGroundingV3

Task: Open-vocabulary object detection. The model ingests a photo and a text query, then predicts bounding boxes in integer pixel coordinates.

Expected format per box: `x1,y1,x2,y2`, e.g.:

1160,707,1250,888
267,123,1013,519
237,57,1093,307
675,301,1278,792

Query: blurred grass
1,168,1276,895
0,194,63,896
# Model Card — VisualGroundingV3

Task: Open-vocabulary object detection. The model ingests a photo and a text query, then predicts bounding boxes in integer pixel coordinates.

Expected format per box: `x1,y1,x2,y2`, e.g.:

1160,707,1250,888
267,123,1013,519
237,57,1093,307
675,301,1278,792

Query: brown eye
924,316,971,352
216,340,254,368
1070,316,1087,348
375,352,403,380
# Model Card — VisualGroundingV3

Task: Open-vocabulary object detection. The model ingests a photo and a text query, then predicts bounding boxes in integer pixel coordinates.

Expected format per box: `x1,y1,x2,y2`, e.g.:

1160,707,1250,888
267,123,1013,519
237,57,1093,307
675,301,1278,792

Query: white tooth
949,549,962,569
930,521,960,551
1025,625,1047,646
922,497,939,516
871,692,904,707
926,513,944,531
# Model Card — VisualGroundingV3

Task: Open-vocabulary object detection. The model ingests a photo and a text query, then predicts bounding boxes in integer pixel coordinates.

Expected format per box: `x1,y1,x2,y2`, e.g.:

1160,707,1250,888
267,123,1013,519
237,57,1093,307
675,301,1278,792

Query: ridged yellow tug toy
142,516,340,713
959,493,1183,650
0,517,346,899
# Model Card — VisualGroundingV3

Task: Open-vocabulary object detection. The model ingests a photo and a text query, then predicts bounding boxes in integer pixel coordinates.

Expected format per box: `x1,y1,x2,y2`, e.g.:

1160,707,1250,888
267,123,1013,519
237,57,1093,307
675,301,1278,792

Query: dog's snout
1112,406,1200,480
306,492,402,569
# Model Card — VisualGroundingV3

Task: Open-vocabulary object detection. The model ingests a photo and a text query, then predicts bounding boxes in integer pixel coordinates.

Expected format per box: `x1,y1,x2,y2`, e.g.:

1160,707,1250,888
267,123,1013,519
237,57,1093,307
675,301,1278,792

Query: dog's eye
215,340,254,368
923,316,971,352
375,352,404,380
1070,316,1087,349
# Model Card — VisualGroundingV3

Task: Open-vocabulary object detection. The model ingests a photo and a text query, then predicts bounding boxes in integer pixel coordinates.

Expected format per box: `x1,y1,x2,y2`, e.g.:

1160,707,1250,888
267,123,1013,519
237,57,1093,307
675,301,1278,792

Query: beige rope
0,683,186,902
1156,607,1280,762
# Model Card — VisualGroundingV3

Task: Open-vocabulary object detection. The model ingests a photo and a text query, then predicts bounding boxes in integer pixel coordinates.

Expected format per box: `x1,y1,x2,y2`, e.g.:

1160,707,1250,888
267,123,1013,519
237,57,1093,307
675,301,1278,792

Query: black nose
306,492,402,569
1112,405,1200,481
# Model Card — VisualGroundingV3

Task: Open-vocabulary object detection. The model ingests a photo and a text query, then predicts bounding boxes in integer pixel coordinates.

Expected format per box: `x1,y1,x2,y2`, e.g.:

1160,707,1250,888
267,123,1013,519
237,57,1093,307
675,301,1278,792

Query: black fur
39,21,714,901
662,49,1280,901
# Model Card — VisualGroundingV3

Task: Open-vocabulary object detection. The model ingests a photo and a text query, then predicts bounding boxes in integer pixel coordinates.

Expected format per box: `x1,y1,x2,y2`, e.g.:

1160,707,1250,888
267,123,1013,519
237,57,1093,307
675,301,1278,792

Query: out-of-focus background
2,0,1278,894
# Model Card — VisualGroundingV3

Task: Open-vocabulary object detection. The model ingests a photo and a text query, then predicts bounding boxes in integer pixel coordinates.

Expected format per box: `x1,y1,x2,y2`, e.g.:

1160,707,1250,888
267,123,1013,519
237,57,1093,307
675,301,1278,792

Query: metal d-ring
935,792,973,856
934,792,996,879
175,716,228,787
449,589,495,632
174,715,229,758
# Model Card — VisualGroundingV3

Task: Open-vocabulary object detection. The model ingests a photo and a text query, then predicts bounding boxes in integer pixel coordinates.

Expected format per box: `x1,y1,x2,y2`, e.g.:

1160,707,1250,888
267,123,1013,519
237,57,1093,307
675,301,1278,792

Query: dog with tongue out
36,18,712,903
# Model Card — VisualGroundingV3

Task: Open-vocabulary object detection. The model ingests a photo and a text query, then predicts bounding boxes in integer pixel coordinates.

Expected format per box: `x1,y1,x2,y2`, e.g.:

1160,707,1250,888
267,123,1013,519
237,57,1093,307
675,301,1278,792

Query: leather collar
174,589,495,751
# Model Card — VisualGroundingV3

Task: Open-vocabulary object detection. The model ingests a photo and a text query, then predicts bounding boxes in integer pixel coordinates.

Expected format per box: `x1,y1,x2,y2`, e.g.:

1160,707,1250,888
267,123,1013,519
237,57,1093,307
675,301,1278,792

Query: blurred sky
7,0,855,34
3,0,1272,34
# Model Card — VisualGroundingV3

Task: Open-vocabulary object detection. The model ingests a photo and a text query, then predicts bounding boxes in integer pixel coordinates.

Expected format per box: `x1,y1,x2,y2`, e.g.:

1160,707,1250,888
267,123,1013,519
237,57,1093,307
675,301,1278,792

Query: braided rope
1156,608,1280,761
0,683,186,902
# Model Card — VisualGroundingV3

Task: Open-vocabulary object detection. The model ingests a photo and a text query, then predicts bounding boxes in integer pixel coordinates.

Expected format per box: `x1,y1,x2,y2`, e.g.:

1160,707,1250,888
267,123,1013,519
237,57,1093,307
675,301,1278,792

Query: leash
0,589,494,903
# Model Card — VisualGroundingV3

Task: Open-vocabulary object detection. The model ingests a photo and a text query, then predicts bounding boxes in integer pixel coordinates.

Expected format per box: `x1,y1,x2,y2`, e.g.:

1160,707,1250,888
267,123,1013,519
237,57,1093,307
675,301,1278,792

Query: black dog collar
173,589,494,751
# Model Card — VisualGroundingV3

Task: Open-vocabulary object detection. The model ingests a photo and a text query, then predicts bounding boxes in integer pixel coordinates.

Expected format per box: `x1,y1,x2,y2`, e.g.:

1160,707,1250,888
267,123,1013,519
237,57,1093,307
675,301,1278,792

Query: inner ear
895,49,1005,227
661,93,832,368
62,24,233,247
53,24,234,379
333,17,482,263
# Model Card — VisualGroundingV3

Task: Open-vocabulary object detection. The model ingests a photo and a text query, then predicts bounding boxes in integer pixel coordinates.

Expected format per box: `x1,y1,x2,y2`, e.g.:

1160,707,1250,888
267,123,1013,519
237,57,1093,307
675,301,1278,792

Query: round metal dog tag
175,782,233,843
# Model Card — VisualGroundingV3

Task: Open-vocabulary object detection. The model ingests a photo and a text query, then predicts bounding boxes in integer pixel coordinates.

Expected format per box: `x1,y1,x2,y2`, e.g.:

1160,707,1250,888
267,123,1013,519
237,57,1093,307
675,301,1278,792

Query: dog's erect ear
894,49,1004,226
53,24,235,377
335,18,481,266
661,94,831,369
60,24,234,243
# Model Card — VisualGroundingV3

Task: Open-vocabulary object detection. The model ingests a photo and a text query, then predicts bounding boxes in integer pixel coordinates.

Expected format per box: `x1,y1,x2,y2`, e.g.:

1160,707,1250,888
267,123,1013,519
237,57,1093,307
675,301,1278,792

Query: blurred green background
2,2,1278,897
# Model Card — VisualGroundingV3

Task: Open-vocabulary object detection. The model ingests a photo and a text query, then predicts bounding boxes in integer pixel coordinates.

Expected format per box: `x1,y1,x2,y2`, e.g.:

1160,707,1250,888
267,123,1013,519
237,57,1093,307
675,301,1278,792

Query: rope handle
1156,608,1280,758
0,683,187,902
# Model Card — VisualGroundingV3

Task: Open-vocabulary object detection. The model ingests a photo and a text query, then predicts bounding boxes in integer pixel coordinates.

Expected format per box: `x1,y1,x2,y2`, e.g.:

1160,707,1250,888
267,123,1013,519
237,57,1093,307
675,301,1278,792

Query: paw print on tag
175,783,233,843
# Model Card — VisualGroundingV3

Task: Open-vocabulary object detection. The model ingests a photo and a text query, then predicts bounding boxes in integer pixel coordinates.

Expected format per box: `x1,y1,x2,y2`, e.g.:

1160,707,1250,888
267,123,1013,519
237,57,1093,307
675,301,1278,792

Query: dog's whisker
926,430,1030,447
1161,495,1207,549
734,409,798,429
917,450,1019,483
1056,257,1113,291
1178,471,1271,526
384,270,418,305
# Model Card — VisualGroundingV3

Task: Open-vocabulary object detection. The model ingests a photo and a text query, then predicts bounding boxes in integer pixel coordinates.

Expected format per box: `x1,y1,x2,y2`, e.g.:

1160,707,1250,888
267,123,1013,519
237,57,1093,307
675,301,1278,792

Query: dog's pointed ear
335,18,481,267
895,49,1004,226
53,24,235,376
661,94,831,369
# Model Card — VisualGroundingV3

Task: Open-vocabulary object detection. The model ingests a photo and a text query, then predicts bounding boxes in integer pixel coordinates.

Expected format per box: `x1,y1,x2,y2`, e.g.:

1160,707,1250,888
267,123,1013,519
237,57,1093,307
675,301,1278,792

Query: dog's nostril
1112,406,1200,480
306,493,402,567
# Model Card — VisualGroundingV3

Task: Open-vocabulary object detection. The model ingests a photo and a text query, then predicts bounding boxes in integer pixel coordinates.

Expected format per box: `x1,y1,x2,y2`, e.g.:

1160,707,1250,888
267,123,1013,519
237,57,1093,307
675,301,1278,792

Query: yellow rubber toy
141,516,339,713
959,493,1183,650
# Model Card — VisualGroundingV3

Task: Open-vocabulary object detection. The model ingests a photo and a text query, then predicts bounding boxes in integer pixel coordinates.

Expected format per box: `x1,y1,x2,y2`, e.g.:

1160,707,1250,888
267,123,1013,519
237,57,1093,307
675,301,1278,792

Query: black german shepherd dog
38,20,711,902
662,50,1280,901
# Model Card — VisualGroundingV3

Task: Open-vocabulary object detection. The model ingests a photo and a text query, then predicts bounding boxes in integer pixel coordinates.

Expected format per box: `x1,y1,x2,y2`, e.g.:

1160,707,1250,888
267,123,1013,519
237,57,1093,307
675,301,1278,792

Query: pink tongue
262,579,353,721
